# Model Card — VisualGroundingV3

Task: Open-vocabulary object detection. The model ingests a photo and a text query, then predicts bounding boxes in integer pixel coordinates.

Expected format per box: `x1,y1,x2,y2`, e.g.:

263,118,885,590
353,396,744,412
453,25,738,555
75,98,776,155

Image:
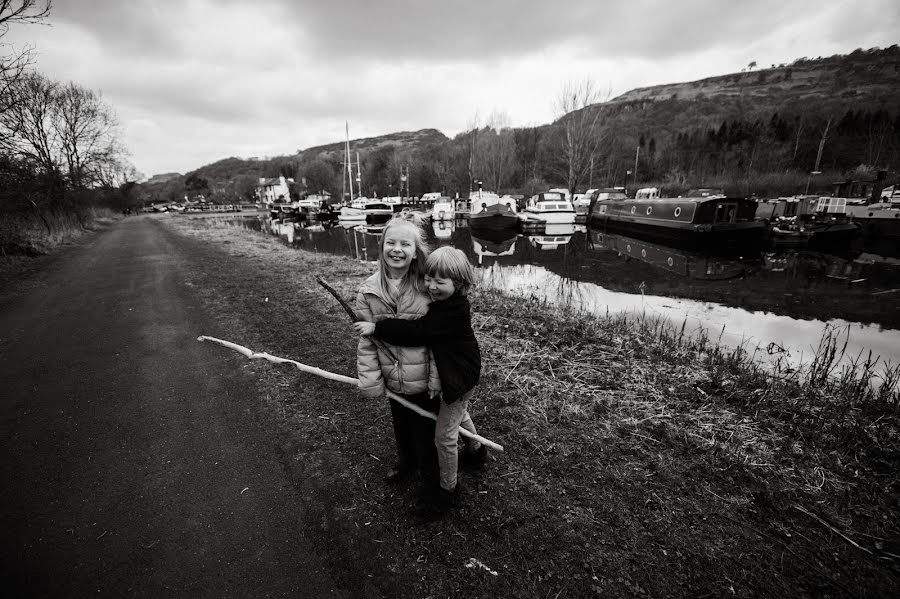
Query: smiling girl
354,246,485,517
354,213,441,493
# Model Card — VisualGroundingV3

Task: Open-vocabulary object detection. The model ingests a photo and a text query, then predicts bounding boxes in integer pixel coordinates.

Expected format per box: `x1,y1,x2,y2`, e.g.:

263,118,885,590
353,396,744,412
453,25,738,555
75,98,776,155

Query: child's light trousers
435,388,480,491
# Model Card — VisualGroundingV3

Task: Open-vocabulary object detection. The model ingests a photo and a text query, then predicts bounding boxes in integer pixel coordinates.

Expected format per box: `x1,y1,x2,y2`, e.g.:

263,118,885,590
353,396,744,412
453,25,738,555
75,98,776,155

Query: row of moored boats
270,185,900,252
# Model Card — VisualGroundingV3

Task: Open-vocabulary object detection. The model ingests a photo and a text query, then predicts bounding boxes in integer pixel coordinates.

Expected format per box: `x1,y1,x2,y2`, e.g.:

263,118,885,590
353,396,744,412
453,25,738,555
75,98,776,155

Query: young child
353,246,486,514
354,213,441,490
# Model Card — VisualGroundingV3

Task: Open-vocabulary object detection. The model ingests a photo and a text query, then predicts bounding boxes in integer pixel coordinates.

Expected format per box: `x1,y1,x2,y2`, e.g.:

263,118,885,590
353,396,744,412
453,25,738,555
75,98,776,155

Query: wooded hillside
138,46,900,204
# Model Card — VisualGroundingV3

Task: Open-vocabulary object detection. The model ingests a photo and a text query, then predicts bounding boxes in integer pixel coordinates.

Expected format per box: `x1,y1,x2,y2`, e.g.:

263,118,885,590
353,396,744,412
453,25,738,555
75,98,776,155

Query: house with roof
256,176,294,205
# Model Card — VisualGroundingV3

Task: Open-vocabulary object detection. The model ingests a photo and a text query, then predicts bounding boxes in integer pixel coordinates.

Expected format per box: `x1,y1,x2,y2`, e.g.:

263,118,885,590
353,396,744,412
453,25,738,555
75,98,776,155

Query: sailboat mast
346,121,354,202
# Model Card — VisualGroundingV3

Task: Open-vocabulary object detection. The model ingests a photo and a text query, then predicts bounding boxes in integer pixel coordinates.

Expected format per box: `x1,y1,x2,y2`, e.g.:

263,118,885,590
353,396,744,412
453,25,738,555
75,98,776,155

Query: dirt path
0,217,363,597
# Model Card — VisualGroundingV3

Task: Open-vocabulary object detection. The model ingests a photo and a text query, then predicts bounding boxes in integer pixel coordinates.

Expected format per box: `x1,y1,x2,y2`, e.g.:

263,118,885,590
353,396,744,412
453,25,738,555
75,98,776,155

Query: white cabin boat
338,198,394,222
519,191,576,226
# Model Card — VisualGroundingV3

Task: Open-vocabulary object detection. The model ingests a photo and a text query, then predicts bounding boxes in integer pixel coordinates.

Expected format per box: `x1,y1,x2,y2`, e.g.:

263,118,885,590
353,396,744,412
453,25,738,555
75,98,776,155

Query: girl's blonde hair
425,246,477,296
376,212,430,307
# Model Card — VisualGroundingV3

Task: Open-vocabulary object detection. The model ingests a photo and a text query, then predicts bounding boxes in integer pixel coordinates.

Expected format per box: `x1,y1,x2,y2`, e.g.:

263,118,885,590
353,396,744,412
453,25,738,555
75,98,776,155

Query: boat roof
684,188,726,197
534,192,565,200
469,190,501,199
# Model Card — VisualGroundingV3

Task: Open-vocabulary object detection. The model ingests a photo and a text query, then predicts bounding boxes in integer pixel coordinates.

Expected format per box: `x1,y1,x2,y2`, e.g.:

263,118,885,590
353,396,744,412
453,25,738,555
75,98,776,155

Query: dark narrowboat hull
470,203,518,230
850,215,900,239
588,196,764,252
769,221,861,250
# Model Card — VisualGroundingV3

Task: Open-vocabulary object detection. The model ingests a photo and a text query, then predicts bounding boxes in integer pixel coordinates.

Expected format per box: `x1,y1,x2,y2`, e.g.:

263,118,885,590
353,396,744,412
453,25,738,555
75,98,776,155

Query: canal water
213,214,900,376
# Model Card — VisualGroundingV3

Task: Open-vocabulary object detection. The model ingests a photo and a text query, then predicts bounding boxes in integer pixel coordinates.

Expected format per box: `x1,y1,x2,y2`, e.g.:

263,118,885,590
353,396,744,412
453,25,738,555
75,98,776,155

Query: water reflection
472,228,518,265
484,263,900,371
590,230,751,280
527,222,576,251
206,214,900,371
432,219,454,241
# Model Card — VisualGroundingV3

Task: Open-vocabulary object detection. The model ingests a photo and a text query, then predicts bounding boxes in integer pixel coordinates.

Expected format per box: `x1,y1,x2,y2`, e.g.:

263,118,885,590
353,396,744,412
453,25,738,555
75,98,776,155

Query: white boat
845,199,900,238
469,190,518,230
431,198,455,221
338,198,368,221
381,196,404,208
338,198,394,222
547,188,572,201
519,191,576,226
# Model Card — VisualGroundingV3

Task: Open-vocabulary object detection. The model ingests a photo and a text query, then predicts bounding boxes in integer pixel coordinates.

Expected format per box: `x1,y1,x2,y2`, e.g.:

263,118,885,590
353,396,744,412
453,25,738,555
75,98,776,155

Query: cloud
7,0,900,176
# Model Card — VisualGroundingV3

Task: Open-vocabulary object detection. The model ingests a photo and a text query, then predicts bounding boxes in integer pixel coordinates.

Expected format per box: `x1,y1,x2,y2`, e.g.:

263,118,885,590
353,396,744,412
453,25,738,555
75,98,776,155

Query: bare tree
466,112,479,194
0,1,52,112
1,72,125,190
0,71,60,177
553,79,609,197
514,126,542,194
477,109,517,193
56,81,120,188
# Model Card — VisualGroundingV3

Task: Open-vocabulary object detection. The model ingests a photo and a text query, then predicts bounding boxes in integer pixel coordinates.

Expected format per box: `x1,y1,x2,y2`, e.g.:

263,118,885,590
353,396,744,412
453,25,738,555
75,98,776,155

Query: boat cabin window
816,197,846,214
713,202,737,224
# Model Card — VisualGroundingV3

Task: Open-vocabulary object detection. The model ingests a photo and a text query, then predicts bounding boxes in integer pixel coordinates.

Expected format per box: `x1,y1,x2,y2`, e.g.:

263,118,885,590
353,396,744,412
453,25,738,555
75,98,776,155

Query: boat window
816,197,846,214
714,202,737,224
674,207,682,217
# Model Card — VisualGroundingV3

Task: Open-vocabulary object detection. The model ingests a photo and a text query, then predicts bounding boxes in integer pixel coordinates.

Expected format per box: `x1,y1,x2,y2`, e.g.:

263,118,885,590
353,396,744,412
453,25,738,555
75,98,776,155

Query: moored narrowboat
469,190,518,230
588,190,764,251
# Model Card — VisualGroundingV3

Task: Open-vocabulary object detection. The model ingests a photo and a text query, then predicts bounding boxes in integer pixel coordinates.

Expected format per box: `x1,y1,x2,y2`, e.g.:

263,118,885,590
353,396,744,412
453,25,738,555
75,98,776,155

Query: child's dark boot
384,461,413,484
460,444,488,468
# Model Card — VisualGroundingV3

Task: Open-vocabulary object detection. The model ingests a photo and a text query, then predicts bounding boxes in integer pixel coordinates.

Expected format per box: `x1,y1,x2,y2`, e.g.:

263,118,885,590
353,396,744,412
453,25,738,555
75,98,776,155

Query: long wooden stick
316,276,399,363
315,275,360,321
197,335,504,452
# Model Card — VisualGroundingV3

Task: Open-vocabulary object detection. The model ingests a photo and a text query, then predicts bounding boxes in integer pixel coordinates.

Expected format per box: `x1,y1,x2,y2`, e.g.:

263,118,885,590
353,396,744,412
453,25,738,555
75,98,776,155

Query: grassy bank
0,206,120,256
159,216,900,597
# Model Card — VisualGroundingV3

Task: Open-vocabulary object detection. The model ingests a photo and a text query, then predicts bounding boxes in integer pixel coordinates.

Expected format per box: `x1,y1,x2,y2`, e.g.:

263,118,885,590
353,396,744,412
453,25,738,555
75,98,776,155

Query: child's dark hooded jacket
374,294,481,403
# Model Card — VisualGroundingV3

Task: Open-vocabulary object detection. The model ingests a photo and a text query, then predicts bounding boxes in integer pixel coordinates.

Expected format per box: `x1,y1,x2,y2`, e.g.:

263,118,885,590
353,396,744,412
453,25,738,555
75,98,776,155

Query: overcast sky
7,0,899,178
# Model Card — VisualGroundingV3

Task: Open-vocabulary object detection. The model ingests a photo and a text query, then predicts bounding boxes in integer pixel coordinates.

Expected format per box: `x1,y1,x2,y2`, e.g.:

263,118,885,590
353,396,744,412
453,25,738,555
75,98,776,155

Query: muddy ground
5,213,898,598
